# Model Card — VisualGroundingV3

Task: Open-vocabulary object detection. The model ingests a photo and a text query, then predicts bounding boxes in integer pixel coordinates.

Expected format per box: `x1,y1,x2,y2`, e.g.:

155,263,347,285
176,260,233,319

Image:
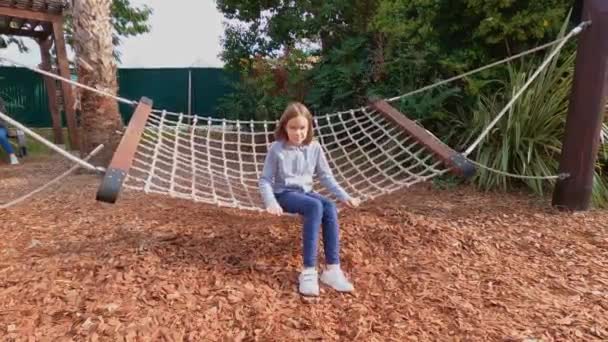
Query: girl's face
285,115,308,145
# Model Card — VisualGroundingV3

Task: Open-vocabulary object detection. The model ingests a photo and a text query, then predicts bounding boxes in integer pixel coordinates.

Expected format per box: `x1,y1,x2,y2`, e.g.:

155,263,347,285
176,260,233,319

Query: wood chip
0,156,606,340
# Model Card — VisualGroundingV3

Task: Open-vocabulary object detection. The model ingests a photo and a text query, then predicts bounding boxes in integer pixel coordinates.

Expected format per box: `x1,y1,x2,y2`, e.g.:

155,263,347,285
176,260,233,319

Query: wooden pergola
0,0,78,150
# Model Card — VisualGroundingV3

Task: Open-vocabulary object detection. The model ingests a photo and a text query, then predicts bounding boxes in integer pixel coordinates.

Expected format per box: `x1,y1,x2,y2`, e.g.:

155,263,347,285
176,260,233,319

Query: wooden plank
0,6,61,22
552,0,608,211
96,97,153,204
371,99,475,178
109,98,153,171
52,18,79,150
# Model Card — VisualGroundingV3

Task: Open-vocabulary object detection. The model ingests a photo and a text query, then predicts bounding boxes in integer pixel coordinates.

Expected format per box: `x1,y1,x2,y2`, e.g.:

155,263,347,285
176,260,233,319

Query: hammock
97,22,584,210
96,99,474,211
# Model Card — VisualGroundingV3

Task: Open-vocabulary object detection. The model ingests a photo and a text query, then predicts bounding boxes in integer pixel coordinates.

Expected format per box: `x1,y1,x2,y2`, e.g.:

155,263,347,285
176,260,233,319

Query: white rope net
123,107,449,211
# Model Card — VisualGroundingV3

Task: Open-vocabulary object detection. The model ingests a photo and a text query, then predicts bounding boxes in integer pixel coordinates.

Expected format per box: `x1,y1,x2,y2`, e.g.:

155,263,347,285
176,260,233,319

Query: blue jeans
0,127,14,155
275,191,340,268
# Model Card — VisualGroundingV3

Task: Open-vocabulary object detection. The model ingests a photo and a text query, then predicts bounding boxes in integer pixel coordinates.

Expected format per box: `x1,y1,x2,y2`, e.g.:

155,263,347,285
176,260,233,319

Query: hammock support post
553,0,608,211
96,97,153,204
370,99,476,179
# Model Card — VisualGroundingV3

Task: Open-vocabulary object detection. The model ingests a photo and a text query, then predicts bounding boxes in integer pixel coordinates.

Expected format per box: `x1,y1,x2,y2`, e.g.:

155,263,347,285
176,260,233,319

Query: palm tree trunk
72,0,124,166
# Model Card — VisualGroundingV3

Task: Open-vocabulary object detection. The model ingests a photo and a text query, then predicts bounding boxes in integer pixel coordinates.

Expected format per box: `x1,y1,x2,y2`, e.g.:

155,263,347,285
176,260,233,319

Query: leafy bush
306,36,373,113
217,50,313,121
216,69,290,122
452,22,608,207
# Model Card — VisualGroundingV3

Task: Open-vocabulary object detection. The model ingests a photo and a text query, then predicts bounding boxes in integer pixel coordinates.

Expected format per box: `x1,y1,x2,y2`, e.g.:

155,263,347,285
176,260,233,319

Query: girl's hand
344,197,361,208
267,203,284,216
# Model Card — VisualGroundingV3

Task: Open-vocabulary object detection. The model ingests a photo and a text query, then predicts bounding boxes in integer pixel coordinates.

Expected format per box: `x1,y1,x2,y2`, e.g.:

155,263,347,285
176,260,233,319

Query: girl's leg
275,191,324,296
304,192,339,265
275,191,324,268
0,127,15,155
305,192,354,292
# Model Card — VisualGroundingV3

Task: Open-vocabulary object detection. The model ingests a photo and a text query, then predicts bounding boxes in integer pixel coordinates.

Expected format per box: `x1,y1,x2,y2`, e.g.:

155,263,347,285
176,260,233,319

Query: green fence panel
190,68,236,118
0,66,236,127
117,68,189,122
0,67,51,128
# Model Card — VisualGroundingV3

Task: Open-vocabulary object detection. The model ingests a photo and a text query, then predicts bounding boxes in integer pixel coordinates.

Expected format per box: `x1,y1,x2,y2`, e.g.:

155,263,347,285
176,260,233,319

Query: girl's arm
315,143,351,201
258,144,280,208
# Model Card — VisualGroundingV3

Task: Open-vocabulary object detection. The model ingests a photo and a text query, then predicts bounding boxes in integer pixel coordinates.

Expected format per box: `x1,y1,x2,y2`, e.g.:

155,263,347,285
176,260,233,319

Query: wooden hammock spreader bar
96,97,153,203
370,99,476,179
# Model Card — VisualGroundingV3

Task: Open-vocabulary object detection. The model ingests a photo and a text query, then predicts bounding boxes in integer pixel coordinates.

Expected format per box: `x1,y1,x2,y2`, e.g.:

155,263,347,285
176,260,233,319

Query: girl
259,102,360,296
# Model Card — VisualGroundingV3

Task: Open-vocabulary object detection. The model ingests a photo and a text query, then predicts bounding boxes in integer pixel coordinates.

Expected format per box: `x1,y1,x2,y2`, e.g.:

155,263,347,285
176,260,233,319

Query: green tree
217,0,379,56
0,36,28,52
372,0,572,78
216,0,385,118
217,0,577,123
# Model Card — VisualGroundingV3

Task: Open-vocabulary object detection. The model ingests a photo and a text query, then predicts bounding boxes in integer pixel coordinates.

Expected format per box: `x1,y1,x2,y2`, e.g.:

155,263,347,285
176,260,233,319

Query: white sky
1,0,225,68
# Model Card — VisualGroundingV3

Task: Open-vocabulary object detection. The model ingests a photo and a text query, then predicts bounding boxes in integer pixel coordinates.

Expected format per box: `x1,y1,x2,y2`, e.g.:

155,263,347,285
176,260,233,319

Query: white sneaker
9,154,19,165
320,266,354,292
298,268,319,296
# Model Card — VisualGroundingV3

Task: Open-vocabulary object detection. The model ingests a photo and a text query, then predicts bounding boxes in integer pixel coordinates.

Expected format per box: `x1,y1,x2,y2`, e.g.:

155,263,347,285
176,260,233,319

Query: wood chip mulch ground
0,156,607,341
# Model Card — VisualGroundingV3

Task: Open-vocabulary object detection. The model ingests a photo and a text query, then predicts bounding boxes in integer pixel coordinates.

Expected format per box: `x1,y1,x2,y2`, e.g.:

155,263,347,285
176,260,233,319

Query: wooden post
552,0,608,211
96,97,153,204
38,36,63,145
52,18,80,151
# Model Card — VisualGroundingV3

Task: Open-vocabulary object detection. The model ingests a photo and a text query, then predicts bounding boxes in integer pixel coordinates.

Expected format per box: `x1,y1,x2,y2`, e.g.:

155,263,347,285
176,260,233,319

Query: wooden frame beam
371,99,476,179
0,6,62,23
52,17,80,151
38,36,63,145
97,97,153,204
